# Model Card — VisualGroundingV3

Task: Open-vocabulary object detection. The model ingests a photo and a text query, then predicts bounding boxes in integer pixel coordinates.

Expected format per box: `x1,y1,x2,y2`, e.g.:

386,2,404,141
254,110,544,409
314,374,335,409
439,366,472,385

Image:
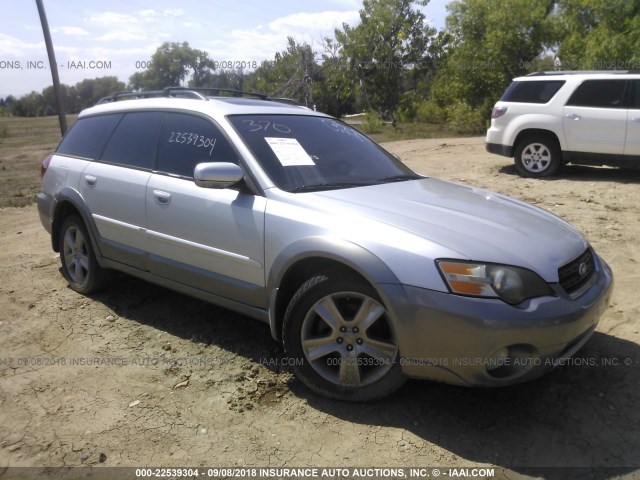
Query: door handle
632,117,640,123
84,174,97,186
565,113,581,120
153,190,171,204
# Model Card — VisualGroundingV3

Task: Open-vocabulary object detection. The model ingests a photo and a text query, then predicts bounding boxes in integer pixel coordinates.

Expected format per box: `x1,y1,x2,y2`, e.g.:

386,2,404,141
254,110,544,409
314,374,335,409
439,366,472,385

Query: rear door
563,79,627,155
79,111,162,269
144,112,267,307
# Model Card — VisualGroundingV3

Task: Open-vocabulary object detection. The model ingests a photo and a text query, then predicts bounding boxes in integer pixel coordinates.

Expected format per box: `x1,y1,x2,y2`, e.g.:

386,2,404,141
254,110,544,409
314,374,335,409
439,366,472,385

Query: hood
302,178,588,282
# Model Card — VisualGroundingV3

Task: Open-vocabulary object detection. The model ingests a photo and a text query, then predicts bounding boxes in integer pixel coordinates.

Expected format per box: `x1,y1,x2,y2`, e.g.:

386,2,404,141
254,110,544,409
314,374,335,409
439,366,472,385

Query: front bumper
379,254,613,386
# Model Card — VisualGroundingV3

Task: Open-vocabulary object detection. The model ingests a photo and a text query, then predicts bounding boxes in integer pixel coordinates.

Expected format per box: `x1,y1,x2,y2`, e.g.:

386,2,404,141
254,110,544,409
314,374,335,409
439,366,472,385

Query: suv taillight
491,106,507,119
40,155,52,178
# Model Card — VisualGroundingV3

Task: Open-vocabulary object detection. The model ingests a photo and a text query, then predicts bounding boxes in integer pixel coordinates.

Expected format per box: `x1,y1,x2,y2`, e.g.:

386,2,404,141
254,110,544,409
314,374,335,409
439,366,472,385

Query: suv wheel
514,136,562,178
59,216,110,294
283,274,406,401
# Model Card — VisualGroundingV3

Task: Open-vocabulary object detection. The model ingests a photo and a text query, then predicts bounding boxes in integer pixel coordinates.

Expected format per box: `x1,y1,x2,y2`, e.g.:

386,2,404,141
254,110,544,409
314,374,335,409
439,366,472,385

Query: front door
144,112,267,307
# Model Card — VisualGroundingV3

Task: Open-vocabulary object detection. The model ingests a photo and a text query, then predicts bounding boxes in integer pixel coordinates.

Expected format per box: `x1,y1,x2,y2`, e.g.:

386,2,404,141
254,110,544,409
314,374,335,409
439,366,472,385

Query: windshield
228,114,421,192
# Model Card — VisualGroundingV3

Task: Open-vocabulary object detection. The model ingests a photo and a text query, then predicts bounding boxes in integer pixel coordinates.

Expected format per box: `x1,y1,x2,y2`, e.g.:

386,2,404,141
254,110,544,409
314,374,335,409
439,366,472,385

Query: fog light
486,347,510,372
485,344,539,380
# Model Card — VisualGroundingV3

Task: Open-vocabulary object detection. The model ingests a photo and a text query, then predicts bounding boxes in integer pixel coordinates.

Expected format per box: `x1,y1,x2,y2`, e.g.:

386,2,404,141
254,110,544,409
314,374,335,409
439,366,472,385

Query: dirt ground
1,136,639,478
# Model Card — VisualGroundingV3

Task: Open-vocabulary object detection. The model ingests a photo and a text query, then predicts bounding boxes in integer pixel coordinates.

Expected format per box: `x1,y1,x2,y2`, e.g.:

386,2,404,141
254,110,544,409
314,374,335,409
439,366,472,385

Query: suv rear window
500,80,565,104
566,79,627,108
57,114,122,159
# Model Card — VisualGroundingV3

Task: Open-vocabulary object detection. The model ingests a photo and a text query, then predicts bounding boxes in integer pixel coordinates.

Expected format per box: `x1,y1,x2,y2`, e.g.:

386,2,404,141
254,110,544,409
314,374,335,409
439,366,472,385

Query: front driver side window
157,113,237,178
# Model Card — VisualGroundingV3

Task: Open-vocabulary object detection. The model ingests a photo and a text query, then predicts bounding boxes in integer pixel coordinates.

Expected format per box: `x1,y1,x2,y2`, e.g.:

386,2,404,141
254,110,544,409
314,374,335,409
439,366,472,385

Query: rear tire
59,215,110,294
282,274,406,401
514,136,562,178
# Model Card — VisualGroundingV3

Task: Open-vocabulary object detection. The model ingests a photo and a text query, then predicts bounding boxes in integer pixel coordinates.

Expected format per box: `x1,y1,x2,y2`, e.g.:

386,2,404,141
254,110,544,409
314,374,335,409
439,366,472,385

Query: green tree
11,91,45,117
430,0,555,131
128,42,216,89
335,0,437,116
314,37,358,116
3,95,15,108
75,76,126,108
205,69,247,91
189,51,217,87
9,77,126,116
241,37,356,115
245,37,318,106
554,0,640,70
41,84,78,115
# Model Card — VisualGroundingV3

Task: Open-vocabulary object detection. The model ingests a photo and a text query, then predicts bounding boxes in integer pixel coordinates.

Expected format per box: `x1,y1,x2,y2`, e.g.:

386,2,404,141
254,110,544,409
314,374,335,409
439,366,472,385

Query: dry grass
0,115,75,208
349,121,472,143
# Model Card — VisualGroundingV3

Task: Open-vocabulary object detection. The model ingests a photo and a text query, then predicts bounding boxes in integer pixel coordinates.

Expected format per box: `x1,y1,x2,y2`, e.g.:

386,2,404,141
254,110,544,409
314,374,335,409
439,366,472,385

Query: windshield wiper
290,182,373,193
376,174,422,184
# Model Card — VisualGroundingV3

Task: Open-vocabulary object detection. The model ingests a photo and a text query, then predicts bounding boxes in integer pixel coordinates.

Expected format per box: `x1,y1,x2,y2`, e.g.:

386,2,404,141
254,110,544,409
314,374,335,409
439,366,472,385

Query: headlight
436,260,554,305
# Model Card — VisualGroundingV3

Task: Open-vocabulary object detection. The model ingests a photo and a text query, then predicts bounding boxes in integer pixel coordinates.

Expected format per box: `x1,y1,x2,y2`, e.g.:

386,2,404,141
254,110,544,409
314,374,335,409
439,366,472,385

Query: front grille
558,248,596,295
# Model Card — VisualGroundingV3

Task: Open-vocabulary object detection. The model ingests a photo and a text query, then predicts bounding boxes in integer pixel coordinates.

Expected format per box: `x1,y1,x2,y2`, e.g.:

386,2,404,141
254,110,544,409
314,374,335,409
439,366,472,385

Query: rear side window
56,114,122,159
157,113,237,178
500,80,565,103
100,112,163,169
627,80,640,108
566,80,627,108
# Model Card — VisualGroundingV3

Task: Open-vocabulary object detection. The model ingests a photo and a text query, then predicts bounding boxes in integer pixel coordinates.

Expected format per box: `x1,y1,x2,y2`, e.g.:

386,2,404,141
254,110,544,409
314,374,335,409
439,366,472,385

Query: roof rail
269,97,304,106
190,87,269,100
526,70,640,76
96,86,272,104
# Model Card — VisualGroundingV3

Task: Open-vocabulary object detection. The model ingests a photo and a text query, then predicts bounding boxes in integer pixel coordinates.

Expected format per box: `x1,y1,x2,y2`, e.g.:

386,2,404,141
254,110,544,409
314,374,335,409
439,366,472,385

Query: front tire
514,136,562,178
283,275,406,401
59,215,110,294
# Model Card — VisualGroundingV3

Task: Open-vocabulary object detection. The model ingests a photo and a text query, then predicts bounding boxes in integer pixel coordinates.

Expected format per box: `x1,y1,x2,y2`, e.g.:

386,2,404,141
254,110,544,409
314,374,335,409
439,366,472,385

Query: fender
266,236,403,340
507,115,565,150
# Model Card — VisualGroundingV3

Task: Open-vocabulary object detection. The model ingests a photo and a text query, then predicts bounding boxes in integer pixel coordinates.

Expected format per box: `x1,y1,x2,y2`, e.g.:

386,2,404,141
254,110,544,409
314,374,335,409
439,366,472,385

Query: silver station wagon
38,88,614,401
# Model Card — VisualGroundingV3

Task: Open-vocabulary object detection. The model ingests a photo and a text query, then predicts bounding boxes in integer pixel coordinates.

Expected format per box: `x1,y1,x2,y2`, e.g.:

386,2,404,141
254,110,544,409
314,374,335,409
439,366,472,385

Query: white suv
486,71,640,177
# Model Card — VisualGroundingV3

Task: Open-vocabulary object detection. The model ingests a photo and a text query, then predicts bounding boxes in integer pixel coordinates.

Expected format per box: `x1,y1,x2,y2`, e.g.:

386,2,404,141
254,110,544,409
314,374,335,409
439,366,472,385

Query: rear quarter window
500,80,565,104
56,114,122,159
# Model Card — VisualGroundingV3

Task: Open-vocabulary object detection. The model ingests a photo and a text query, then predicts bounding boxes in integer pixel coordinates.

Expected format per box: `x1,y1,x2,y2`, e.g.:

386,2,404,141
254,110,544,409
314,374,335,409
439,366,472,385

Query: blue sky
0,0,450,99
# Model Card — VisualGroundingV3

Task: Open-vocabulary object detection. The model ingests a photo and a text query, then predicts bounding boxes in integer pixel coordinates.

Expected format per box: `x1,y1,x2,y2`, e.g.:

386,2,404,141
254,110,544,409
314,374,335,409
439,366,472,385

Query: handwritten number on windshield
242,120,291,134
321,119,365,142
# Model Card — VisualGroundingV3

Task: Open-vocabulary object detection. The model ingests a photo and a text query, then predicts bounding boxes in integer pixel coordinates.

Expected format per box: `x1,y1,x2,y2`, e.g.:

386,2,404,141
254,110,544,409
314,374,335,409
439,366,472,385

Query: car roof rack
96,86,274,104
526,70,640,76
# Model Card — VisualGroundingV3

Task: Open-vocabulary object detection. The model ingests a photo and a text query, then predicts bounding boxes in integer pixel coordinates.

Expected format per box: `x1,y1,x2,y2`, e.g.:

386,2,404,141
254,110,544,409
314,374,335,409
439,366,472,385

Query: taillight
40,155,52,178
491,106,507,119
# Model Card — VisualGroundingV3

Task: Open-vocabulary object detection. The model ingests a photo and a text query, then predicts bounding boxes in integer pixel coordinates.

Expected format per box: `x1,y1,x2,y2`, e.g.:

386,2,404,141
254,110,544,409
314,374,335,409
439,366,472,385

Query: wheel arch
51,188,102,258
513,129,563,158
267,237,401,342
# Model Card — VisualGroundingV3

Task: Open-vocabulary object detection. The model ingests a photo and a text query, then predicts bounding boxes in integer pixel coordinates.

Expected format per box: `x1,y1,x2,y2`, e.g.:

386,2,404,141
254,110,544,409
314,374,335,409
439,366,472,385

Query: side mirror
194,162,244,189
